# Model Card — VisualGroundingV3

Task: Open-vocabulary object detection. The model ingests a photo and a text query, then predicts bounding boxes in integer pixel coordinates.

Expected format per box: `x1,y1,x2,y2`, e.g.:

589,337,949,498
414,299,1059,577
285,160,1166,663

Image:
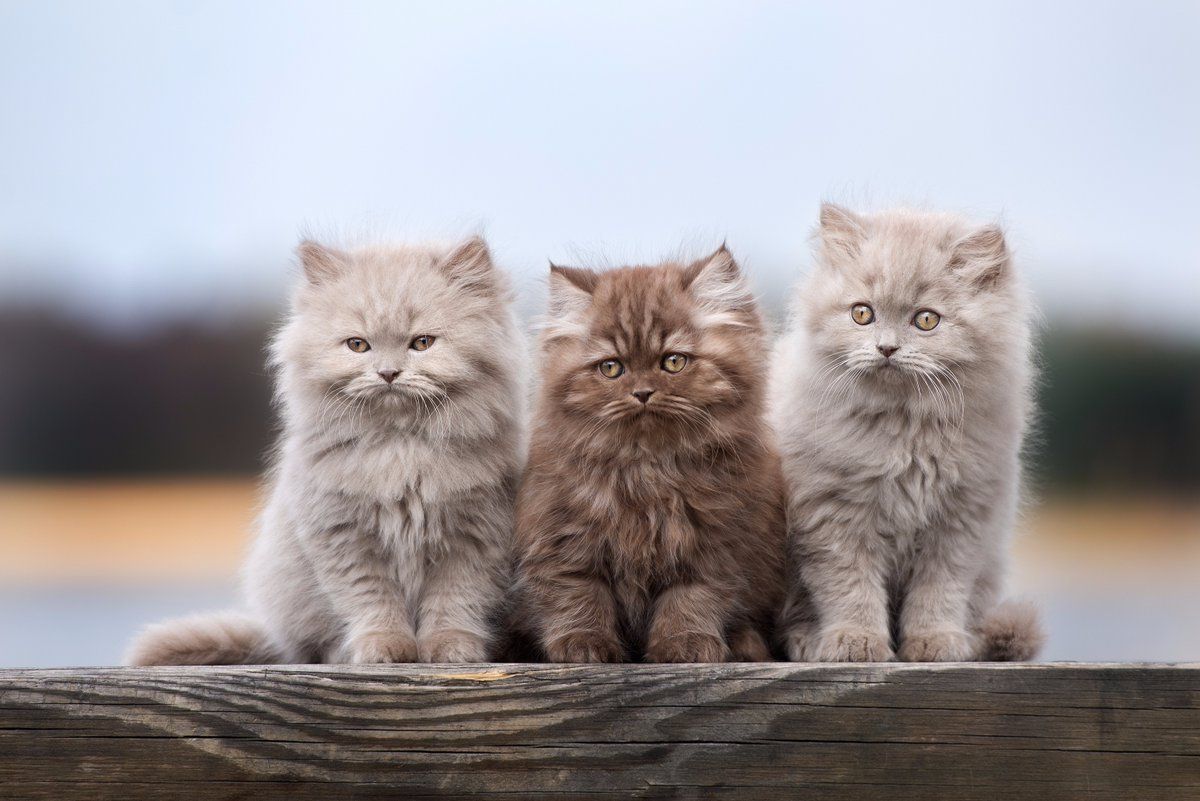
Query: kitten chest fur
289,421,510,571
594,454,700,593
796,394,1016,547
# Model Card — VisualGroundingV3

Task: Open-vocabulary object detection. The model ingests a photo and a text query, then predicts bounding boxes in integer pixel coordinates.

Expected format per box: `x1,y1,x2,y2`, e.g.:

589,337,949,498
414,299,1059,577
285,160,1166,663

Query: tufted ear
437,235,500,296
540,264,597,340
949,224,1010,289
548,264,598,318
682,244,756,328
296,240,350,284
817,202,867,265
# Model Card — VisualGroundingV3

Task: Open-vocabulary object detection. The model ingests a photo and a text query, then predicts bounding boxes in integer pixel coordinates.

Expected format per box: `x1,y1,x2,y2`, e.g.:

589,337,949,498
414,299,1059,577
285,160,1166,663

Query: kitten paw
783,625,819,662
419,629,488,663
645,632,731,663
898,629,976,662
728,627,773,662
812,627,894,662
544,633,625,663
344,630,419,664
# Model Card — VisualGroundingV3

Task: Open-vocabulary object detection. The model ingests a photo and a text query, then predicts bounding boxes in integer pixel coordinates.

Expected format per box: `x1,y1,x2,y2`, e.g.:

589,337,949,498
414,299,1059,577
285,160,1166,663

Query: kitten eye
913,310,940,331
661,353,688,373
410,334,436,351
851,304,875,325
598,359,624,379
346,338,370,353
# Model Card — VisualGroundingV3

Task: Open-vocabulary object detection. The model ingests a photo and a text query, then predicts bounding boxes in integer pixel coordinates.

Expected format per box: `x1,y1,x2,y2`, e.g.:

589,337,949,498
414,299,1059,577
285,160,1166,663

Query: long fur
979,599,1045,662
511,247,787,663
125,612,279,666
772,205,1044,662
126,236,525,666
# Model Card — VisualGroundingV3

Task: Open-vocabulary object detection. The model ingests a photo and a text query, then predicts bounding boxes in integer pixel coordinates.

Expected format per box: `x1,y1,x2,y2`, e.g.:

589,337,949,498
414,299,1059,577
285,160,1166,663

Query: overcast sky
1,0,1197,335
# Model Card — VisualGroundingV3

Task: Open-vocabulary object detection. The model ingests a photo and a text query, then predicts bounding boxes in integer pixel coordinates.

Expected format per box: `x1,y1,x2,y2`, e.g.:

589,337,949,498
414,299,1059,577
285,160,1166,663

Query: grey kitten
126,236,526,665
772,204,1044,662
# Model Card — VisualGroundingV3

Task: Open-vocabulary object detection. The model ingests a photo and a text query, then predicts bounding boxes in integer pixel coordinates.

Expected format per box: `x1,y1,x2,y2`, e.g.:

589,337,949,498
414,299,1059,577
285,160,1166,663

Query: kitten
126,236,525,665
512,246,787,663
773,204,1044,662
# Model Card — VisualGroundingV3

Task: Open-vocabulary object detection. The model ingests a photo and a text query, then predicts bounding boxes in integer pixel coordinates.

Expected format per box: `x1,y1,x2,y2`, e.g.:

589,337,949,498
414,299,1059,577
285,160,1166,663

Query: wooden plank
0,663,1197,800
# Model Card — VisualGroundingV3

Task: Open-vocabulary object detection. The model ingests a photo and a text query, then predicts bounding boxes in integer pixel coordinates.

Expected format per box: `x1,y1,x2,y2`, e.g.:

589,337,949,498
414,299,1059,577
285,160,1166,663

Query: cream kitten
126,236,525,665
773,204,1044,662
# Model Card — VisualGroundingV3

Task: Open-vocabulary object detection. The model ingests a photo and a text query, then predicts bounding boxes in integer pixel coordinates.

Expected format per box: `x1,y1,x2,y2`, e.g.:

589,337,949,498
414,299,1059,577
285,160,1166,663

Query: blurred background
1,0,1197,667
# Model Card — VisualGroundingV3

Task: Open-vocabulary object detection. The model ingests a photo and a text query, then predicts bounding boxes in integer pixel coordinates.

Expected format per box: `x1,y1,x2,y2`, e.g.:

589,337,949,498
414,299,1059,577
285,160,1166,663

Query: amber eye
410,335,436,351
851,304,875,325
598,359,624,379
661,353,688,373
346,338,370,353
913,310,940,331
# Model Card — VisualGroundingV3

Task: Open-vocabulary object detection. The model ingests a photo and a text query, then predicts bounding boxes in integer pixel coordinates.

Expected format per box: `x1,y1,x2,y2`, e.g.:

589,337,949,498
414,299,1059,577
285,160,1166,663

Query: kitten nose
632,389,655,404
378,369,400,384
877,345,899,358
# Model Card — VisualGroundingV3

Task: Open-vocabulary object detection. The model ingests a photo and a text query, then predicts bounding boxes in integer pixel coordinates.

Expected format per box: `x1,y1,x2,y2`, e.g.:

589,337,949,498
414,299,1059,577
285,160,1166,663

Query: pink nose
378,369,399,383
877,345,899,358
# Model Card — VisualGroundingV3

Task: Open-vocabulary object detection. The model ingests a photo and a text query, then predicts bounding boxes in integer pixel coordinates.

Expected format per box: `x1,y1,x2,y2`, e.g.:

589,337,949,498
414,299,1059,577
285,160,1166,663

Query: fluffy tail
125,611,280,666
977,599,1045,662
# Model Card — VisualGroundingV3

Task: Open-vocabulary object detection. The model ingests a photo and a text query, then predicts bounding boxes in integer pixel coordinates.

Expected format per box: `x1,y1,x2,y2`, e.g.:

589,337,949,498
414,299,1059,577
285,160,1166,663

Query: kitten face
276,237,510,414
542,247,764,442
804,204,1017,390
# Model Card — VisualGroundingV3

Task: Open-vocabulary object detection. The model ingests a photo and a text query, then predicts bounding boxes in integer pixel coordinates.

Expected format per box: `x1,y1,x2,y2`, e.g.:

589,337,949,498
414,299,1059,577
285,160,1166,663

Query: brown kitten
512,246,786,663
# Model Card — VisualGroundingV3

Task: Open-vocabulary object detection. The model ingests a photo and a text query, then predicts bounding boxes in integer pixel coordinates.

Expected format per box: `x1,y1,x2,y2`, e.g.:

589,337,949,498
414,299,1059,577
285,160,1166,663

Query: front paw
812,626,894,662
646,632,731,663
544,632,625,663
344,630,419,664
783,623,819,662
728,627,773,662
419,629,488,663
898,628,976,662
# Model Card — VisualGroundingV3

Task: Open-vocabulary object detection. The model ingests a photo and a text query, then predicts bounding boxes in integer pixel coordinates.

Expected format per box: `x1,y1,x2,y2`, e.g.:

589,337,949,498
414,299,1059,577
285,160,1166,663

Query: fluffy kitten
773,205,1044,662
127,236,525,665
512,247,787,663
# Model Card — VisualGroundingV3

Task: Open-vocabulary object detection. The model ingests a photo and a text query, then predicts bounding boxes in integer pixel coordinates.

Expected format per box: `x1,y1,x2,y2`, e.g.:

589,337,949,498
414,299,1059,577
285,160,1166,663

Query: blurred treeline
0,309,273,475
1,307,1197,495
1036,330,1200,495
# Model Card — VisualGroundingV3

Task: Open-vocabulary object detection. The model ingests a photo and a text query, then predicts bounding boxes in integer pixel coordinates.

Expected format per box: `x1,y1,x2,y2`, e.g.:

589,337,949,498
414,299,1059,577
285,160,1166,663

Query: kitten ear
683,244,756,327
296,240,350,284
949,224,1010,289
541,263,596,341
547,264,598,320
437,235,500,296
818,202,866,264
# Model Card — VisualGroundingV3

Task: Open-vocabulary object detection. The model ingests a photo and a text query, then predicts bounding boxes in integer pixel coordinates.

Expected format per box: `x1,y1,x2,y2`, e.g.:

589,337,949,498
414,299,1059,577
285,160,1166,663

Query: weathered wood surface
0,663,1197,800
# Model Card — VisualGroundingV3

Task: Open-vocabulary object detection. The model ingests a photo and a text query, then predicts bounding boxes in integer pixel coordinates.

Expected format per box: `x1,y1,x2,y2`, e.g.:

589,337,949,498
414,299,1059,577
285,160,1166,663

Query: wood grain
1,663,1197,800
